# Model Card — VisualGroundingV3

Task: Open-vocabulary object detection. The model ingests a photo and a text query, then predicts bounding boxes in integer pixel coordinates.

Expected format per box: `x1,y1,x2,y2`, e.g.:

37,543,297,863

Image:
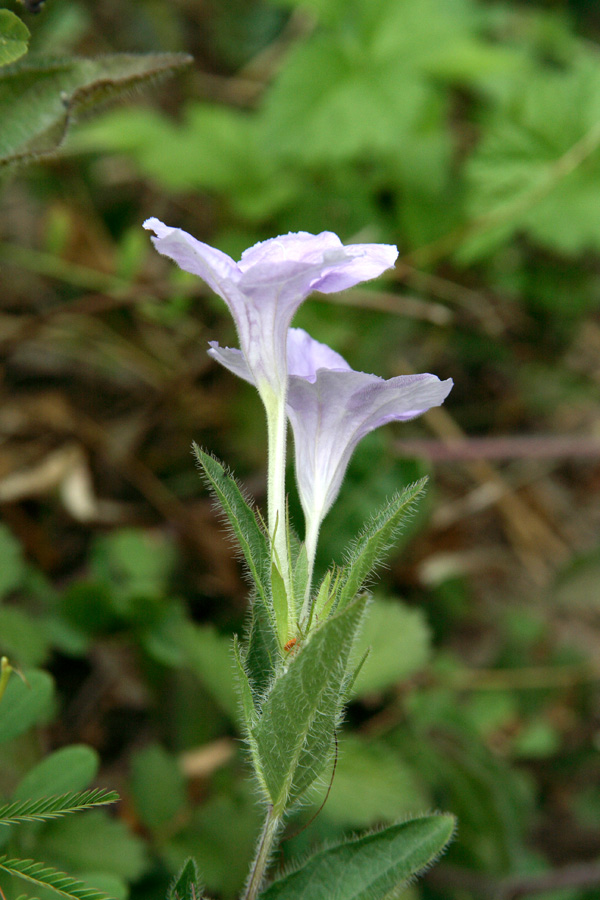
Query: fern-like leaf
0,856,114,900
0,788,119,826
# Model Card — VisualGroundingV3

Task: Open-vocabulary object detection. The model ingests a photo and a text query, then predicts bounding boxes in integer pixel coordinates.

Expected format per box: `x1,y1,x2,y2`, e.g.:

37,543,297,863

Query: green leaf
0,523,26,598
319,735,427,827
352,596,431,697
0,856,113,900
0,669,54,745
193,446,271,605
172,786,261,897
168,858,204,900
0,789,119,826
0,52,192,169
0,11,30,69
461,59,600,260
181,623,238,720
336,480,427,611
251,596,367,812
258,814,455,900
130,743,187,831
0,606,49,667
35,810,147,881
72,104,296,221
13,746,99,801
92,528,176,603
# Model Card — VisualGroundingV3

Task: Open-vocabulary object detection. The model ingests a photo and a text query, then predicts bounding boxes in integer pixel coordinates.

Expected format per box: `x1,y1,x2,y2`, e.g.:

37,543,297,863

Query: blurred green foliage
2,0,600,898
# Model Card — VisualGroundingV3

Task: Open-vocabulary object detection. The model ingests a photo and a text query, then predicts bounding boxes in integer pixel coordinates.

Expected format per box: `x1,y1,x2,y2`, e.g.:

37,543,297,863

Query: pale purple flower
284,330,453,530
210,328,453,533
143,220,398,400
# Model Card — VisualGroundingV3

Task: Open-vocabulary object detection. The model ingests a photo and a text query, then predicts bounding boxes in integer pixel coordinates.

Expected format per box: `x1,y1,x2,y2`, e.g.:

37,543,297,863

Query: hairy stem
243,806,282,900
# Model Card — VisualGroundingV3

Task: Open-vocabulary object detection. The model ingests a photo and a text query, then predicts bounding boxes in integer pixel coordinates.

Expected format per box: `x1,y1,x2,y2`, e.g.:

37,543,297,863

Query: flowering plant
145,221,455,900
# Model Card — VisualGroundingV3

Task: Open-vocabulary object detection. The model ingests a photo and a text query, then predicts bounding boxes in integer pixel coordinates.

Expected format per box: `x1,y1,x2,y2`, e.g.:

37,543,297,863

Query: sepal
193,445,271,603
335,479,427,611
167,857,205,900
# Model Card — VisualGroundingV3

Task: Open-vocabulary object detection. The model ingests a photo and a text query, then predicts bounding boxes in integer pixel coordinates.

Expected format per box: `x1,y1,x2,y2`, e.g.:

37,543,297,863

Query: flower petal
287,359,452,524
143,218,240,302
207,342,254,385
287,328,351,382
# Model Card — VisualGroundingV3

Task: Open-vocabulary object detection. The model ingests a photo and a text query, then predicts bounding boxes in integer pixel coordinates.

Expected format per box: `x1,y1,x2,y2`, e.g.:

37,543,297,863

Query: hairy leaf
0,52,191,169
193,445,271,605
258,814,455,900
336,480,427,611
251,596,367,812
245,593,280,702
168,858,204,900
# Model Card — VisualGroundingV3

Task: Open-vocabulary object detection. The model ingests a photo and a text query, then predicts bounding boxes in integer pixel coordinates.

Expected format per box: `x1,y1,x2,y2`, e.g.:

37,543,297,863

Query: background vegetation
1,0,600,898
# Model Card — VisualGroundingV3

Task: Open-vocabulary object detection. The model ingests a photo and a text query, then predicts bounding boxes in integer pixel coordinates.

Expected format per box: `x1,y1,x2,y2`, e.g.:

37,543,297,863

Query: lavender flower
210,328,453,603
284,330,452,561
143,220,397,401
144,221,397,600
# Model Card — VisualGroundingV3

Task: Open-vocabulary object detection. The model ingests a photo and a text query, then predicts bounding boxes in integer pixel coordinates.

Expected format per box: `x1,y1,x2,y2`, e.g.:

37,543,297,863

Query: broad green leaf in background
0,52,191,169
259,813,455,900
0,10,30,68
166,787,261,898
73,104,296,221
35,810,148,881
320,734,428,827
401,719,531,872
0,523,26,598
352,595,431,697
336,480,427,612
131,743,187,832
0,606,49,667
252,595,367,812
261,0,517,164
181,623,238,720
462,59,600,260
0,669,54,745
92,527,177,605
13,745,99,801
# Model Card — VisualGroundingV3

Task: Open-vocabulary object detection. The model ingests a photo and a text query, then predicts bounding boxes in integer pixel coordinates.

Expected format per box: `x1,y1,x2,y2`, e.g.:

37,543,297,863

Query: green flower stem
265,394,293,630
243,806,282,900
